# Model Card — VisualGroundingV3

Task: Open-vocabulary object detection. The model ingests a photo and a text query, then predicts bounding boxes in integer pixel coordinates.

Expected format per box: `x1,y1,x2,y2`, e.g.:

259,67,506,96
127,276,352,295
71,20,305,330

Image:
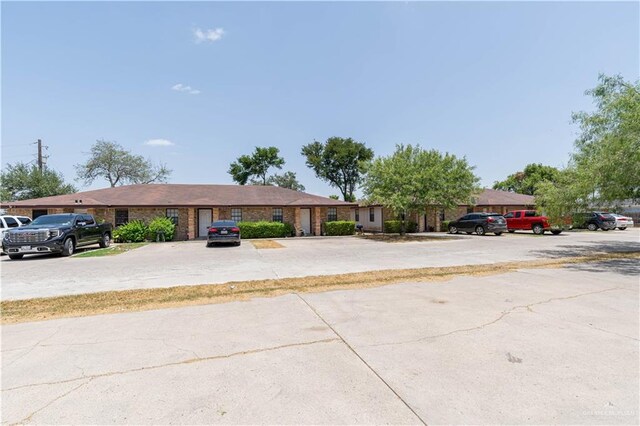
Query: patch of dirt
358,234,461,243
2,251,638,324
251,240,284,249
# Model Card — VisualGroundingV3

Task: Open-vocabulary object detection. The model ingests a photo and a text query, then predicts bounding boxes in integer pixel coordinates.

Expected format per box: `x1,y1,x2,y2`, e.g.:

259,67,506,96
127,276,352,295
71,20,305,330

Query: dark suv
448,212,508,236
573,212,616,231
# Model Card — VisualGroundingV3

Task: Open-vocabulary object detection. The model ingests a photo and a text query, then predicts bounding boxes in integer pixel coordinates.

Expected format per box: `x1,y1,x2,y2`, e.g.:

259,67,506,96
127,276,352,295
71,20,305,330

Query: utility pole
37,139,43,172
34,139,48,172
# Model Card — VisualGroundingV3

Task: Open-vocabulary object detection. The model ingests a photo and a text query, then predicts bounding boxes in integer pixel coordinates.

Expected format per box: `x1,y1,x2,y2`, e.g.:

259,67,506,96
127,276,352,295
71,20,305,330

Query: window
328,207,337,222
115,209,129,226
369,208,375,222
439,209,445,221
467,207,474,213
0,220,4,228
32,209,48,219
231,208,242,222
503,212,514,219
17,217,32,225
272,208,283,223
83,215,95,225
525,211,538,217
515,211,522,218
355,209,359,222
4,217,20,228
166,208,179,225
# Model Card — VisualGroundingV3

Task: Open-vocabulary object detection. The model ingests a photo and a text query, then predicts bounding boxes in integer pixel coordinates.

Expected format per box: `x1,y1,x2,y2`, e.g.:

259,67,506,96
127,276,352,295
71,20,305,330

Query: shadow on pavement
531,241,640,258
564,258,640,277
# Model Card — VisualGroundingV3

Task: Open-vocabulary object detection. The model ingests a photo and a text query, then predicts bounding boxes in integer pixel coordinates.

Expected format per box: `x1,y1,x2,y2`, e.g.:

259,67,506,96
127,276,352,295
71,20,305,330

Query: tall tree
536,74,640,219
493,163,561,195
267,171,305,191
1,162,77,201
228,146,285,185
571,74,640,203
301,137,374,202
75,140,171,187
363,144,479,234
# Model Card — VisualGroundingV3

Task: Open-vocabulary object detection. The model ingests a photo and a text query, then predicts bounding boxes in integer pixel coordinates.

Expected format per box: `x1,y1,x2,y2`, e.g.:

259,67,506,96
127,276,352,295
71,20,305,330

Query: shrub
441,220,450,232
384,220,418,233
283,222,295,237
238,221,288,239
325,221,355,236
113,220,148,243
147,217,176,241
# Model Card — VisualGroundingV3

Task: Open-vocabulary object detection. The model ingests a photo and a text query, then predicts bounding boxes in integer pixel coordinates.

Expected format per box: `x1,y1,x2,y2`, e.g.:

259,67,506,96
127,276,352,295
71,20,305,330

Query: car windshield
30,215,74,226
211,221,236,227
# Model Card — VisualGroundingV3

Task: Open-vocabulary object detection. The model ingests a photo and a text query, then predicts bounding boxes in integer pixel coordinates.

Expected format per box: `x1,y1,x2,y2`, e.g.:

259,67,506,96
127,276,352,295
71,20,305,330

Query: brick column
418,211,426,232
435,210,441,232
314,207,321,236
187,208,196,240
294,208,301,236
212,208,219,221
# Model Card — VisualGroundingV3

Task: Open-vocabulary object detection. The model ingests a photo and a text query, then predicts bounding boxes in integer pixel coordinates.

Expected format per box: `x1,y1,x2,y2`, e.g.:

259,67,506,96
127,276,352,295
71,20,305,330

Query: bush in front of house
147,217,176,241
238,221,289,239
283,222,296,237
324,221,356,236
113,220,148,243
441,220,450,232
384,220,418,233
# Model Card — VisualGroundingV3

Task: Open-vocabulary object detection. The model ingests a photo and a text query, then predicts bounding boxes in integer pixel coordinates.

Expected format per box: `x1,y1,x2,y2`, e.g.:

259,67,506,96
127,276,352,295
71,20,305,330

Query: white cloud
193,27,225,43
145,139,175,147
171,83,201,95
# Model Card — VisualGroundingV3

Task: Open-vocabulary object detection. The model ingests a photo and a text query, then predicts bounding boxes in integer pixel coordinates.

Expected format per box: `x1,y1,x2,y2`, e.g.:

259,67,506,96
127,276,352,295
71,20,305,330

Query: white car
0,215,31,245
610,214,634,230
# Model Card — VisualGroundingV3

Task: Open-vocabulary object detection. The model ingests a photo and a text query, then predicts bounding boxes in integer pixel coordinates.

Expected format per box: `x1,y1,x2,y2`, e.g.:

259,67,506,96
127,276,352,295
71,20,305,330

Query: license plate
221,230,228,234
20,246,31,251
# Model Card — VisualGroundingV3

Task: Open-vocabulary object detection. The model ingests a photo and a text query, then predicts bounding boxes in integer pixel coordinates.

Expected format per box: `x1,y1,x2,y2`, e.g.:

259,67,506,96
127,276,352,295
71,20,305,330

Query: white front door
300,208,311,235
198,209,212,237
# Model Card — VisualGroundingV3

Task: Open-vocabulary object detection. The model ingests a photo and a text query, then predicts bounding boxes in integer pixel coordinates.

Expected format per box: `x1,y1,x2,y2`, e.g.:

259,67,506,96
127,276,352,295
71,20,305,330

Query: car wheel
495,232,502,236
532,224,544,235
508,230,515,233
99,233,111,248
619,227,627,231
61,238,75,256
448,225,458,234
206,242,211,247
602,227,609,231
551,230,562,235
587,223,598,231
475,226,485,236
8,254,24,260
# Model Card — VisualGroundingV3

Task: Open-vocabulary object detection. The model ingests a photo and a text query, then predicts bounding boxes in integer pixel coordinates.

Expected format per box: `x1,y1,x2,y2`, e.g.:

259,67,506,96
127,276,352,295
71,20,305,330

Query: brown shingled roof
1,184,357,208
468,189,536,206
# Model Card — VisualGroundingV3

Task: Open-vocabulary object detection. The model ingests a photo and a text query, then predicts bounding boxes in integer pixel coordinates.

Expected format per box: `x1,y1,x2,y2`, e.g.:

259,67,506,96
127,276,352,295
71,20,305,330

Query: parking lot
1,229,639,300
3,258,638,424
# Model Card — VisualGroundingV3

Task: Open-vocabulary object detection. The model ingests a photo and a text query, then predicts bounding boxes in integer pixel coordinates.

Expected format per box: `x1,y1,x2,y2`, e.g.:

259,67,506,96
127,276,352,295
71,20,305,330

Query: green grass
73,243,148,258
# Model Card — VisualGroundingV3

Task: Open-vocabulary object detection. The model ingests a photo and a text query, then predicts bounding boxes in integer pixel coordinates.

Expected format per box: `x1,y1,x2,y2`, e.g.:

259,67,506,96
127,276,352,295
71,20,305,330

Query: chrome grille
9,230,48,243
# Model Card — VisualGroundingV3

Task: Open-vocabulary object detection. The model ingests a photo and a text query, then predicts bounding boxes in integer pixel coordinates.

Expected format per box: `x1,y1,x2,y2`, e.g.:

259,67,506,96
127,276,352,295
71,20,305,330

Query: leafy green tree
571,74,640,203
267,171,305,191
328,195,340,200
301,137,374,202
1,162,77,201
536,74,640,218
493,163,561,195
228,146,285,185
363,144,479,234
75,140,171,187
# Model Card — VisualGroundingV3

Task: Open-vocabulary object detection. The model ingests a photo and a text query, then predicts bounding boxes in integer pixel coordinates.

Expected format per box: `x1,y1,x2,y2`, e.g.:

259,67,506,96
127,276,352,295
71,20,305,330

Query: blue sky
2,1,638,197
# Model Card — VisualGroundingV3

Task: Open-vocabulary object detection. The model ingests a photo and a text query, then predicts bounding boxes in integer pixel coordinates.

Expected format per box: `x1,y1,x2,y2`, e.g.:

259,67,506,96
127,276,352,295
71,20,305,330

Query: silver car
610,214,634,230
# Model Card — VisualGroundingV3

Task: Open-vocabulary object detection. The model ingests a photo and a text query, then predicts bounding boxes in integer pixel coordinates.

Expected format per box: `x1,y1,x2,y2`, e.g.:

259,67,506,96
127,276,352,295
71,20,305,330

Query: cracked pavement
2,260,639,424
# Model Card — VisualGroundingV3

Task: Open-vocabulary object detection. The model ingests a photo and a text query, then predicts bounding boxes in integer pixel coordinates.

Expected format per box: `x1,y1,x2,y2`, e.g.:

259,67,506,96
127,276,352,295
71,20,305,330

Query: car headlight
49,229,61,238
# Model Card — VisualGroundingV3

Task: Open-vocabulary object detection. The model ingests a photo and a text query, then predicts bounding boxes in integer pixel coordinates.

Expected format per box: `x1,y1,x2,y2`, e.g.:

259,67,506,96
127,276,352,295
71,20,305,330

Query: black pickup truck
2,213,113,260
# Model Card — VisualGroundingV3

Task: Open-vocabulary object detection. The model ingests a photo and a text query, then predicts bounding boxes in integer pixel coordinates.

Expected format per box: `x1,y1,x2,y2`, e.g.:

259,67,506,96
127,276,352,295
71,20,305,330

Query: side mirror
77,221,86,227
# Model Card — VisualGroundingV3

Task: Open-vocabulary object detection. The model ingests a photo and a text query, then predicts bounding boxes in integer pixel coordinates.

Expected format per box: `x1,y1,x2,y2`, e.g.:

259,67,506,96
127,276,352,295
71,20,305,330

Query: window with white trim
166,208,179,225
231,208,242,222
272,208,283,223
328,207,337,222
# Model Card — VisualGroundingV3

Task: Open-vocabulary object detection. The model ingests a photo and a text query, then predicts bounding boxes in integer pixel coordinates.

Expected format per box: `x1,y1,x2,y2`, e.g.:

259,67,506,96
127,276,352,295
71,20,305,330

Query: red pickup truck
503,210,562,235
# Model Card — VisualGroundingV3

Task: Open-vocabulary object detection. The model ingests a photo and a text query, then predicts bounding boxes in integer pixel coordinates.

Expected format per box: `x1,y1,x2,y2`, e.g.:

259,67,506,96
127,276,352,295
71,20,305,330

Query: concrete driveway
2,261,638,424
2,229,639,300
